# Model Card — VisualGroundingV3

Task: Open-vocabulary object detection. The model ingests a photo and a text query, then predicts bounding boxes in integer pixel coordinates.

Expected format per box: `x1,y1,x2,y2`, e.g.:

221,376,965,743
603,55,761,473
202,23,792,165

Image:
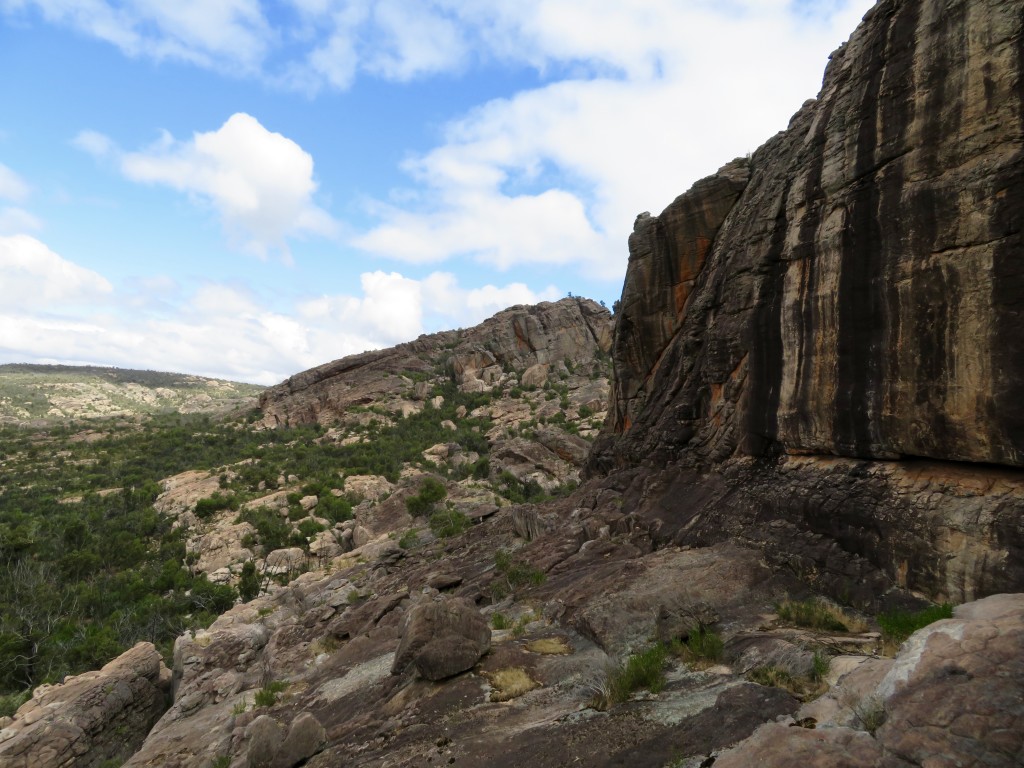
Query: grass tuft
877,603,953,647
776,598,867,633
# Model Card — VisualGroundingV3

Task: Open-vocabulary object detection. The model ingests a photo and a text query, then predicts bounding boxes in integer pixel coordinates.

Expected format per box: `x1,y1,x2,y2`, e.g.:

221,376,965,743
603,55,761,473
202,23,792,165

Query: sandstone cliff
590,0,1024,603
259,298,612,428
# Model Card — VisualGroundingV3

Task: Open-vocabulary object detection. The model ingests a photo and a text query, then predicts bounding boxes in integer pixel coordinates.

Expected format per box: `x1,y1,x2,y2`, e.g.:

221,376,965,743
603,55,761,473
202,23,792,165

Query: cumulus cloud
0,236,559,384
352,0,875,277
0,235,112,309
85,113,337,260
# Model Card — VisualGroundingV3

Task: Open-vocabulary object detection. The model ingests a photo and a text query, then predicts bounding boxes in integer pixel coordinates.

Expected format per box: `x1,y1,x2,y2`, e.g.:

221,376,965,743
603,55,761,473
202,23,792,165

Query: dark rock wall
592,0,1024,601
604,0,1024,469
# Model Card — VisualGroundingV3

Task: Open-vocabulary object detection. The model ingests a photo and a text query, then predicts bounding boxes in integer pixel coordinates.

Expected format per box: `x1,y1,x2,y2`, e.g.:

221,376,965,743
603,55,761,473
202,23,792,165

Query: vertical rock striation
591,0,1024,601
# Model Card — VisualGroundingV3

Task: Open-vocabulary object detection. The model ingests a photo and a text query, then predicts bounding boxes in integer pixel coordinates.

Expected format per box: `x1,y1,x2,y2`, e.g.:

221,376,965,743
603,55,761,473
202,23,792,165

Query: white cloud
72,129,115,158
0,207,42,234
2,0,269,73
0,236,559,384
0,163,30,202
352,0,875,277
107,113,337,260
0,234,112,309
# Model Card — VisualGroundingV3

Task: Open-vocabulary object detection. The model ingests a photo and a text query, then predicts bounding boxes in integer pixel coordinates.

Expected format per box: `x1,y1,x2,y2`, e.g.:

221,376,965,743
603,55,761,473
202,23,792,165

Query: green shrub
0,689,29,718
596,645,667,709
296,518,325,539
254,680,287,707
491,612,510,630
238,561,261,603
194,492,235,519
398,528,420,549
317,494,352,523
429,506,470,538
491,549,546,599
406,478,447,516
878,603,953,645
682,626,723,663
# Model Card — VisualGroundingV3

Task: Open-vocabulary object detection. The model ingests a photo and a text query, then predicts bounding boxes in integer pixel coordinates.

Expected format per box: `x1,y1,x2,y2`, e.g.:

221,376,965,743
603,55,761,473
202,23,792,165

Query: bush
429,506,470,538
490,549,546,599
317,494,352,523
238,561,261,602
406,478,447,516
254,680,287,708
682,626,723,663
878,603,953,645
194,492,235,519
597,644,667,709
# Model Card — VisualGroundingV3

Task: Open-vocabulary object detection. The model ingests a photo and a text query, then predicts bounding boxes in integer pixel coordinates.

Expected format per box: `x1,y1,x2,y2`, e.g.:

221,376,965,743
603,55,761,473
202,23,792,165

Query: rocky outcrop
259,297,612,427
715,593,1024,768
391,596,491,681
0,643,170,768
590,0,1024,602
612,159,750,434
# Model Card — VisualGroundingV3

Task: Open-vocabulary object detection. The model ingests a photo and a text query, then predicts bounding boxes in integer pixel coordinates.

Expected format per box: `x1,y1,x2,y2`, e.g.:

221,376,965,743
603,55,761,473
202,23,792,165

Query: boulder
391,597,491,680
0,643,171,768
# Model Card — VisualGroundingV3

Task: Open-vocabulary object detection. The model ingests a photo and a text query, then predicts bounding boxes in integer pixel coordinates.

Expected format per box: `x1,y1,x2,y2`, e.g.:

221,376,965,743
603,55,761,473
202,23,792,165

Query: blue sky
0,0,874,384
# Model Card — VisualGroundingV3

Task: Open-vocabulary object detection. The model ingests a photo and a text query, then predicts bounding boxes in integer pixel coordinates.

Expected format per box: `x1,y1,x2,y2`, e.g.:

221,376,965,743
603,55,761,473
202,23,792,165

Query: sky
0,0,875,385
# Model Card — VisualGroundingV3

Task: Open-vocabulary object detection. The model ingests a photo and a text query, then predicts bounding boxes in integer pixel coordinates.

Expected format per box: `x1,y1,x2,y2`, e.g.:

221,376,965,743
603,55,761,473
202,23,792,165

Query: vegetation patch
671,626,724,668
877,603,953,647
487,667,539,702
254,680,288,708
746,651,830,701
405,477,447,516
490,549,546,600
524,637,572,655
429,505,470,538
593,644,668,710
776,598,867,633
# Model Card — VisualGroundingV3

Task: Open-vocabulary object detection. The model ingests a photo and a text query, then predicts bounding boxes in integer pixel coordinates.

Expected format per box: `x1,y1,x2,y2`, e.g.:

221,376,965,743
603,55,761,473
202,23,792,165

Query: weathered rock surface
590,0,1024,602
259,298,612,428
716,593,1024,768
391,596,491,680
0,643,170,768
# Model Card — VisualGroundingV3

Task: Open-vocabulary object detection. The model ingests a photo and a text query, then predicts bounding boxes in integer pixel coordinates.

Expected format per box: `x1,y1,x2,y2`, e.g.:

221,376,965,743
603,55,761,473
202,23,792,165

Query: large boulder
391,596,491,681
0,643,171,768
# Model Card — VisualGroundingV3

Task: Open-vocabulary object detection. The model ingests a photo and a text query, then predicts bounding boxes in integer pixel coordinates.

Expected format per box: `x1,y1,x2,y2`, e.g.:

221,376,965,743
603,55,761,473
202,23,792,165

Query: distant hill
0,363,264,423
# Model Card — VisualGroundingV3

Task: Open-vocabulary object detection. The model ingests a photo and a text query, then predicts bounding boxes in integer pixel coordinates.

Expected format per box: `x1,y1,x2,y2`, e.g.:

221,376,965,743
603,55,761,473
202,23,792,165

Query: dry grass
525,637,573,655
487,667,540,702
776,598,868,634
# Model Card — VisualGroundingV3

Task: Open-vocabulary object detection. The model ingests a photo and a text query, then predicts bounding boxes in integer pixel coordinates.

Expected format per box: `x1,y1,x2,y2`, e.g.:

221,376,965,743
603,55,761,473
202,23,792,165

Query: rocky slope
590,0,1024,604
6,1,1024,766
0,364,262,423
259,298,612,429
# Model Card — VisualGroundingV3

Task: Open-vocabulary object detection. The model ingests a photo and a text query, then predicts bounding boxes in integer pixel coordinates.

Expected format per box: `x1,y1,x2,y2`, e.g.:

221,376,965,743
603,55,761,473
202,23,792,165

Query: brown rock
259,298,612,428
0,643,170,768
590,0,1024,600
391,597,491,680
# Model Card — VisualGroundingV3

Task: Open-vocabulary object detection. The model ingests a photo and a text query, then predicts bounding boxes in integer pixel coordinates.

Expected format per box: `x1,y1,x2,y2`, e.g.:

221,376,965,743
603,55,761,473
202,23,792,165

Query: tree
238,561,261,602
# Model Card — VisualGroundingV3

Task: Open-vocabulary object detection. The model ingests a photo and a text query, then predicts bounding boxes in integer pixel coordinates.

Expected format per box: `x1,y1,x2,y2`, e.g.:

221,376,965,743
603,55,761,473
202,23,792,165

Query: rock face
590,0,1024,602
391,596,491,681
715,593,1024,768
0,643,170,768
260,297,612,428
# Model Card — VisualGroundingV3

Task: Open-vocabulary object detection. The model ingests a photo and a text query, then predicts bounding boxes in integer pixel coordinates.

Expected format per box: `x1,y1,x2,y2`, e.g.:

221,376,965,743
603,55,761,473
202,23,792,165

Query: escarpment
591,0,1024,602
260,297,612,428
